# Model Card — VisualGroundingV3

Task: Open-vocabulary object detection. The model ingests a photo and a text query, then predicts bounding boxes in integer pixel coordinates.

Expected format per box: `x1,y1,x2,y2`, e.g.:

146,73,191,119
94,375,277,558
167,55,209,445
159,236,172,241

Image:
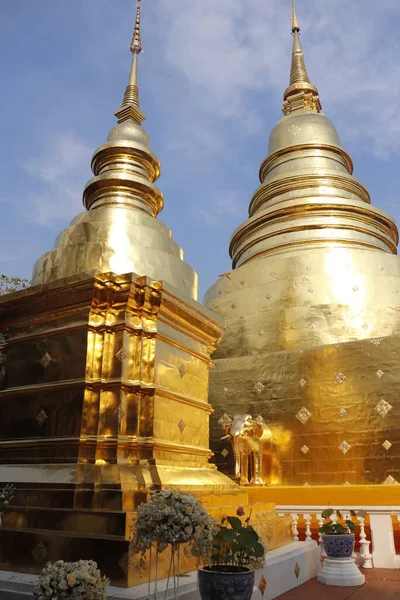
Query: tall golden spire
116,0,145,124
283,1,321,114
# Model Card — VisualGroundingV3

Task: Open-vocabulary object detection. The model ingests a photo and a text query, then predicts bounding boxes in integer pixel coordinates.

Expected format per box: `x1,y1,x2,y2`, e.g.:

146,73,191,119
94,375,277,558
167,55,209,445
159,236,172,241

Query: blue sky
1,0,400,299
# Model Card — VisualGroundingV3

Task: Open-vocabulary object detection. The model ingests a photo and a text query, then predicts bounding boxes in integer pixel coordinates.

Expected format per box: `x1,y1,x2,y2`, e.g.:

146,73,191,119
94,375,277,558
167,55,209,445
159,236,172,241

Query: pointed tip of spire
292,0,300,33
130,0,143,55
115,0,145,125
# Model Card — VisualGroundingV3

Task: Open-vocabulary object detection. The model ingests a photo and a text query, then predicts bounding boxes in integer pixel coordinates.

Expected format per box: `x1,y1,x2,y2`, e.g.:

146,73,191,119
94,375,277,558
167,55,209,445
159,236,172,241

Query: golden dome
31,2,198,299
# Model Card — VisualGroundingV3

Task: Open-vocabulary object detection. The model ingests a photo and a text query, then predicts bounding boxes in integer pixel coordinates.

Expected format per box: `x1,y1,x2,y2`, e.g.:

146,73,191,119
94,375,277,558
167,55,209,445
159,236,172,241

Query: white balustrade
278,505,400,570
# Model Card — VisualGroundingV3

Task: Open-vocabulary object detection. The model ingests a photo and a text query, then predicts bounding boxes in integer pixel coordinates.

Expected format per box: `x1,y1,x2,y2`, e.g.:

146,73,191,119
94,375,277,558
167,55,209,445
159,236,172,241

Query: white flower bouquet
132,490,216,566
33,559,109,600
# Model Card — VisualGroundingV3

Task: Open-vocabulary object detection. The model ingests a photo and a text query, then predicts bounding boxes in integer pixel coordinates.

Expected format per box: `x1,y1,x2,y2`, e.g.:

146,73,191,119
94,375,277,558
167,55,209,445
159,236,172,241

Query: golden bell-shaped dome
31,3,198,299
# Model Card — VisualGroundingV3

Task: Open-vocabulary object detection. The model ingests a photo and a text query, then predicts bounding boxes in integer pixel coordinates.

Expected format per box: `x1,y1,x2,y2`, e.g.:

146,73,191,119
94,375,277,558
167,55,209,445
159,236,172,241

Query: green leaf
321,509,334,519
227,516,242,531
238,529,258,550
221,529,236,542
346,520,356,531
253,542,265,558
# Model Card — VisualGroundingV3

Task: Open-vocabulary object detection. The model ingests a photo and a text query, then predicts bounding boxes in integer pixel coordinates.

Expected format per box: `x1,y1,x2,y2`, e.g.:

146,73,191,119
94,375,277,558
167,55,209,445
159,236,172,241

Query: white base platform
0,541,320,600
317,557,365,587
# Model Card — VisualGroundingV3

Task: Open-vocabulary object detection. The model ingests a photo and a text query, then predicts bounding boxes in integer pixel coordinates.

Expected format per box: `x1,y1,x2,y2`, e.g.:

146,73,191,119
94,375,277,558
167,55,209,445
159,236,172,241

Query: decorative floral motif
375,399,392,417
254,381,264,394
288,124,301,136
36,409,48,427
339,440,351,455
40,352,53,369
335,372,346,384
217,414,232,428
33,560,109,600
115,347,127,362
296,407,312,425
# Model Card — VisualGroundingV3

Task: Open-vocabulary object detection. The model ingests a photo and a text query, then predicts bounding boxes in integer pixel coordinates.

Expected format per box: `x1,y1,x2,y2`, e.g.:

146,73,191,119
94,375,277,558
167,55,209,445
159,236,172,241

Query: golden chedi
0,2,247,586
205,6,400,489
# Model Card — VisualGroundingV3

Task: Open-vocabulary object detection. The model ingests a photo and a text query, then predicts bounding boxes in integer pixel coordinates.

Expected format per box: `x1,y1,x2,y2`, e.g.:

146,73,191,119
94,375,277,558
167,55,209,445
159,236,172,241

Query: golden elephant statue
220,414,273,486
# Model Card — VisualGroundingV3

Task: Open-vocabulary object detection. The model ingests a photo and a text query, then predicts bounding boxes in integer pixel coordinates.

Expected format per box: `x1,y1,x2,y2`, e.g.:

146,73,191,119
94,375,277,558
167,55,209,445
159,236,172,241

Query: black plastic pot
322,533,355,558
198,566,255,600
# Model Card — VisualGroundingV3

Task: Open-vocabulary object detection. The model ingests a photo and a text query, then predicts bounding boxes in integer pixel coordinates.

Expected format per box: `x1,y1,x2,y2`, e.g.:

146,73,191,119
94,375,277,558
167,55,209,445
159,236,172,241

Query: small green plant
318,509,356,535
209,508,266,572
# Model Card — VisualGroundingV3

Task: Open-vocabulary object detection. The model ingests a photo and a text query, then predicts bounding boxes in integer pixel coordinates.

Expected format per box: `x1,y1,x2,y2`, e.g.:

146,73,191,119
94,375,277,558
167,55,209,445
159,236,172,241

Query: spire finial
282,1,322,115
292,0,300,33
130,1,142,55
115,0,145,125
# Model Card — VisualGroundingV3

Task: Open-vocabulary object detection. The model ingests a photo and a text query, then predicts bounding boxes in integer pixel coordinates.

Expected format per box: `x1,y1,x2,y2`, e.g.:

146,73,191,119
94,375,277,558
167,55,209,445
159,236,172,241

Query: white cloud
198,191,245,226
23,131,92,228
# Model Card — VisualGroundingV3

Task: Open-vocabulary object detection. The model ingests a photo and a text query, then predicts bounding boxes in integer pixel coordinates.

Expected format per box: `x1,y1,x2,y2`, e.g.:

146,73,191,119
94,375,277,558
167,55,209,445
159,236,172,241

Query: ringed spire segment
291,0,300,32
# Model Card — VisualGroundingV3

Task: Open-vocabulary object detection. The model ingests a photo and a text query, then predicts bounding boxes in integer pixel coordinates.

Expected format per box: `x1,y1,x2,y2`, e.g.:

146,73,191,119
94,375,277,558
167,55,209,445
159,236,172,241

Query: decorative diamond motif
344,481,351,486
182,278,190,288
376,369,384,378
370,338,383,346
270,272,276,278
308,287,314,294
382,440,392,451
40,352,53,369
335,372,346,385
240,280,245,286
36,409,48,426
339,440,351,455
296,407,312,425
178,364,185,378
362,323,369,330
178,418,185,433
31,541,48,563
309,322,317,330
113,405,125,422
254,381,265,394
299,378,307,388
294,562,301,579
303,482,310,486
221,448,229,458
218,413,232,428
339,407,347,417
394,288,399,294
223,386,229,395
375,399,392,417
301,445,309,455
218,290,222,296
265,294,272,300
352,286,359,292
307,266,312,271
115,347,128,362
258,329,265,336
259,575,267,596
288,124,301,136
335,344,341,349
382,475,399,485
378,265,384,271
231,303,236,309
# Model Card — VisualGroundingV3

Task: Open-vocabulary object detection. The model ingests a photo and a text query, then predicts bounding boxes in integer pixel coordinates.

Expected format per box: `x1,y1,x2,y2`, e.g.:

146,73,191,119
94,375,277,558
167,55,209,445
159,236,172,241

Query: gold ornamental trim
259,143,354,181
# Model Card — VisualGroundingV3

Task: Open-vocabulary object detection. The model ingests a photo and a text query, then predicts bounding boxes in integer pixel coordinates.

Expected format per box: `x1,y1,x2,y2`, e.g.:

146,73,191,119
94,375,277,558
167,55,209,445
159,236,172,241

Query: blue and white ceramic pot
199,567,255,600
322,534,355,559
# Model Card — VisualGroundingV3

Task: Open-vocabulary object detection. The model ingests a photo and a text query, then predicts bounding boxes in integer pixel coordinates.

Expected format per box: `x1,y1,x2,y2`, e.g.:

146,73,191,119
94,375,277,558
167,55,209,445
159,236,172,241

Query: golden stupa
0,2,291,586
205,5,400,492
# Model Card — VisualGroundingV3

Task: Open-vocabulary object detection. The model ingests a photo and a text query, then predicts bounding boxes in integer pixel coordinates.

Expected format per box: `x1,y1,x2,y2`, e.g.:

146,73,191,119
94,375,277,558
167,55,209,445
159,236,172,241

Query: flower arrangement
318,509,356,535
131,490,216,567
33,560,109,600
0,484,15,513
206,507,266,572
